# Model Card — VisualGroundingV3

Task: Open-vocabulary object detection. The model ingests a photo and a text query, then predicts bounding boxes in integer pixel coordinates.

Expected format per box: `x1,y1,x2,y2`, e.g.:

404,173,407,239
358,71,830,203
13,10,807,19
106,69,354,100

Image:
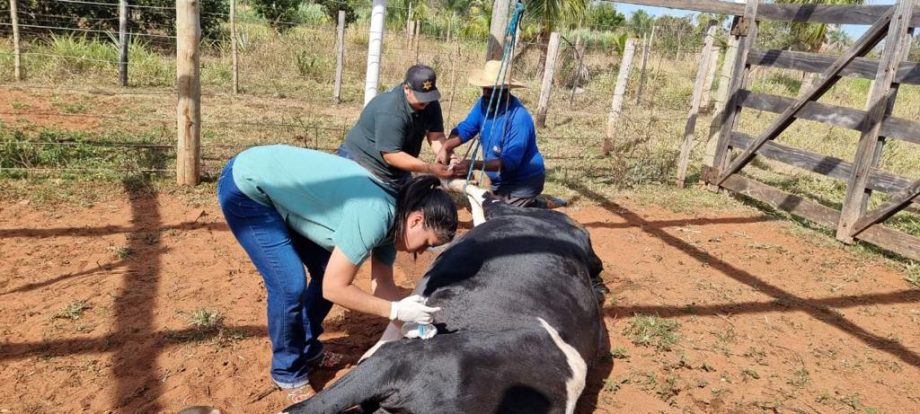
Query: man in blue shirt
438,60,546,207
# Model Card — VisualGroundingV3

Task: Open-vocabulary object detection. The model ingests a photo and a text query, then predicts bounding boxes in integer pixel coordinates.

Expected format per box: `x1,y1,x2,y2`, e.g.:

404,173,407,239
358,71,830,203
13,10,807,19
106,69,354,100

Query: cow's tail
279,357,393,414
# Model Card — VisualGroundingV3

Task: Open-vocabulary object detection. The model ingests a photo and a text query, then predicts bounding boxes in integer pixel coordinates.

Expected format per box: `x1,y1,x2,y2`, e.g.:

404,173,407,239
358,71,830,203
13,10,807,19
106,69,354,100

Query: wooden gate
698,0,920,261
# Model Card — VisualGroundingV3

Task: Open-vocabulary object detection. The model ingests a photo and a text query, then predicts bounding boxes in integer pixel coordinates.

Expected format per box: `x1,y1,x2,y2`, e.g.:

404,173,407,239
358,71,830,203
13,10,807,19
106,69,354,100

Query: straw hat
467,60,526,89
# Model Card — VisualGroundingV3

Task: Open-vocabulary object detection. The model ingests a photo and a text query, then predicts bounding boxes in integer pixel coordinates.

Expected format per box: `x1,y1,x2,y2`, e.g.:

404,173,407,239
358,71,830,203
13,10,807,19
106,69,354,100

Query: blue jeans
217,157,332,388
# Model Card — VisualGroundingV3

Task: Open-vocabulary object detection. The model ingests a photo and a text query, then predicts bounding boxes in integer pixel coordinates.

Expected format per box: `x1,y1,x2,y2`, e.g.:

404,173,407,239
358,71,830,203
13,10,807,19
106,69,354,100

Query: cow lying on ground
282,189,606,414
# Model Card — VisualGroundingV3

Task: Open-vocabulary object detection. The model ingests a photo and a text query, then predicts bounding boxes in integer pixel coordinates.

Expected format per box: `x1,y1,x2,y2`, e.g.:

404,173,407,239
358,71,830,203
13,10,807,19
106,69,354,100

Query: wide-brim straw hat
467,60,527,89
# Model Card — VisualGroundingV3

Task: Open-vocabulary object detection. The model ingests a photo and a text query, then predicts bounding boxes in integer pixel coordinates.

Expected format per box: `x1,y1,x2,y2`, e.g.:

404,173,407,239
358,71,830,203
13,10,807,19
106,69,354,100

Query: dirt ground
1,185,918,414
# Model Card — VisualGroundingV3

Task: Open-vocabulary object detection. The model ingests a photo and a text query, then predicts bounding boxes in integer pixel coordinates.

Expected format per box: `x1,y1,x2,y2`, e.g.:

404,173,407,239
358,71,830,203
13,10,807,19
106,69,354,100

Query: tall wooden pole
118,0,129,86
635,26,656,106
486,0,510,61
676,24,716,187
9,0,21,81
176,0,201,186
703,32,739,168
230,0,239,94
363,0,386,106
334,10,345,104
603,38,637,156
535,32,560,128
700,41,720,110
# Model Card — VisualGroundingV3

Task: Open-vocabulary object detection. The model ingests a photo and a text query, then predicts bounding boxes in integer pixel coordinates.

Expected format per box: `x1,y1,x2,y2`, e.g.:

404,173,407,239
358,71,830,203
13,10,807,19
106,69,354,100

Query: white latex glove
390,295,441,324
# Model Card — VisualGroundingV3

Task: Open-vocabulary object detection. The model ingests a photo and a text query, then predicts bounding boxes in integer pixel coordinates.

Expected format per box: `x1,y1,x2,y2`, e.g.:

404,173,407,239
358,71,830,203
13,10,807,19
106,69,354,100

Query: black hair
392,175,458,246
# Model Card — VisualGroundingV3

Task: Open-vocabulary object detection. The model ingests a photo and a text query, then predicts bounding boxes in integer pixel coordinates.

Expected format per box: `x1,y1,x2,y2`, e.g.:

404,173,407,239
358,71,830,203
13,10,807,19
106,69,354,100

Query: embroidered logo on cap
422,80,433,91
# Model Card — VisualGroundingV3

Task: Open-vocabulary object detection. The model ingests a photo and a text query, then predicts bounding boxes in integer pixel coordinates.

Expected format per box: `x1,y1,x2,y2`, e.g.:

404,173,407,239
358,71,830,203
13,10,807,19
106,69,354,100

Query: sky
611,0,897,40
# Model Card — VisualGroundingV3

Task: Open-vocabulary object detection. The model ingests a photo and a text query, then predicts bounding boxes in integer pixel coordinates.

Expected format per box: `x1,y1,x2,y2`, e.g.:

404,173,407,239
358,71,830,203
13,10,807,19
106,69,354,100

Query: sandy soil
0,187,917,414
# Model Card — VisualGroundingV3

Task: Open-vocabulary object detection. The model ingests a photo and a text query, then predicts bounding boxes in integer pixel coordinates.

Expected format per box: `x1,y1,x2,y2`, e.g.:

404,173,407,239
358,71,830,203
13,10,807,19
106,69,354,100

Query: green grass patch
53,300,90,320
624,314,680,351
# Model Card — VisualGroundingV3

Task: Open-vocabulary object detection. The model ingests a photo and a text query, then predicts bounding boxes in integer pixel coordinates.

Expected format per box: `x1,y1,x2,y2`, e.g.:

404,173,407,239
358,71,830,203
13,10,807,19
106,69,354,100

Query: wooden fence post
487,0,510,61
710,2,759,184
700,40,720,110
406,3,413,47
9,0,21,81
363,0,386,106
414,20,421,62
569,22,585,106
676,24,716,187
635,25,656,106
176,0,201,186
118,0,129,86
703,33,739,168
535,32,560,128
230,0,239,94
837,0,915,242
334,10,345,104
603,38,637,156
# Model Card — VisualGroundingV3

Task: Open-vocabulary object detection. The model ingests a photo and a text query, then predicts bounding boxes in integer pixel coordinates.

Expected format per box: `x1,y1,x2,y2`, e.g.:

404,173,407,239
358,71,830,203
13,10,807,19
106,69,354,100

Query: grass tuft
53,300,90,320
624,314,680,351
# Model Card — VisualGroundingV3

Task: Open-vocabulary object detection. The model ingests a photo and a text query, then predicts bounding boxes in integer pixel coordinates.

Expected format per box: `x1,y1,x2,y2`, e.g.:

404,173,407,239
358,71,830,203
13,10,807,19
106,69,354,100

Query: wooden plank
747,49,920,85
737,90,920,145
718,172,839,227
487,0,510,61
716,6,895,186
730,132,920,206
838,0,915,242
612,0,916,26
711,2,759,179
710,169,920,261
851,179,920,237
677,24,716,187
856,222,920,261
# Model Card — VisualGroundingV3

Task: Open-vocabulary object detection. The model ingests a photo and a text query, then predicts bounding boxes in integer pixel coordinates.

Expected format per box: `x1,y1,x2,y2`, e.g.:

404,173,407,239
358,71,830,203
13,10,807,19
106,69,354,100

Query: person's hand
450,159,472,177
427,163,456,179
435,147,453,165
390,295,441,324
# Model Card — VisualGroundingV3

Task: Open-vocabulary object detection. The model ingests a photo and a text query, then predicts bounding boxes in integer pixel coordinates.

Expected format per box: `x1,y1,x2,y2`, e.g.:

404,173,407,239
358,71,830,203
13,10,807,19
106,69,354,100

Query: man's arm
381,151,454,178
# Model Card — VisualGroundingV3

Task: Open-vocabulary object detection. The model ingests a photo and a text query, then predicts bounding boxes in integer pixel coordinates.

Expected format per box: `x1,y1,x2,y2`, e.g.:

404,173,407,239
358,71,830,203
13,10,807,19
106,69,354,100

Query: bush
7,0,229,40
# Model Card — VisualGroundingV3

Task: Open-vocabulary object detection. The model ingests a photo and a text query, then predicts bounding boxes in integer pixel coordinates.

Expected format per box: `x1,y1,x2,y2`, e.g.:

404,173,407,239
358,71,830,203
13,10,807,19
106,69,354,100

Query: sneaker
286,385,315,404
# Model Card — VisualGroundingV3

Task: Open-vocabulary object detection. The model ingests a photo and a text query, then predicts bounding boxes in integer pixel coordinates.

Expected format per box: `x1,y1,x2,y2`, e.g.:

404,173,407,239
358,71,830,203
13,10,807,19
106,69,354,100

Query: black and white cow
282,190,606,414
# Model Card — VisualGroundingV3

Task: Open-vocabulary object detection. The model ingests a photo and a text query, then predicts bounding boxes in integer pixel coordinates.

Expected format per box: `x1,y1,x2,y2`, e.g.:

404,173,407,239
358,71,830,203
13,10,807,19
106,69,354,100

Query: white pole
364,0,387,106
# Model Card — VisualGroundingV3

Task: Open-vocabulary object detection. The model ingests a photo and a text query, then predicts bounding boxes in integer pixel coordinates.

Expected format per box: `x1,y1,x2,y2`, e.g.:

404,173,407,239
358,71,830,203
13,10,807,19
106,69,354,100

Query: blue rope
463,0,525,188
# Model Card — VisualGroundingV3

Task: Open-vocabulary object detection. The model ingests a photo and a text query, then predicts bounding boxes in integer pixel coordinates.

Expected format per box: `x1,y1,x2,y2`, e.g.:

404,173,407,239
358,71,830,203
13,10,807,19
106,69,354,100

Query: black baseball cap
404,64,440,103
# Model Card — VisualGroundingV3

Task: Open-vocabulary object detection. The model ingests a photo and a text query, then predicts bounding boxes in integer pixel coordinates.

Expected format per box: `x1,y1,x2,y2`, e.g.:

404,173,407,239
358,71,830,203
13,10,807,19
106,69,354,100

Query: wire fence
0,1,718,183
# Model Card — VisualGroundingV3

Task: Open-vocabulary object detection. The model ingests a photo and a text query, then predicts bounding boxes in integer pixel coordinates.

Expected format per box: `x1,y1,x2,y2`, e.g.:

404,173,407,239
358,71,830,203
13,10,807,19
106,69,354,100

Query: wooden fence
618,0,920,261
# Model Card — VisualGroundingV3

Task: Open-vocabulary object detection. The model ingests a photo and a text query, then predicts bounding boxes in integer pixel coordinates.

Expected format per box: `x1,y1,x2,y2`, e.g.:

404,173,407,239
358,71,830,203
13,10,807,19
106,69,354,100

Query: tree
524,0,589,40
11,0,228,40
250,0,301,29
774,0,865,53
628,9,652,36
586,2,624,32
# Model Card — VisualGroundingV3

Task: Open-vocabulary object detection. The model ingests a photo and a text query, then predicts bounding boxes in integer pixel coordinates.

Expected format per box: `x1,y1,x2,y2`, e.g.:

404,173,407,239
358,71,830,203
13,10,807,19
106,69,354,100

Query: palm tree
525,0,589,41
775,0,865,53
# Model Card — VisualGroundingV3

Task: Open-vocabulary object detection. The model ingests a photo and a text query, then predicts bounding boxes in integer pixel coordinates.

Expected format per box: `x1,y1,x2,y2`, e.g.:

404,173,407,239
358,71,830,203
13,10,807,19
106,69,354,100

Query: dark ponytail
392,175,458,245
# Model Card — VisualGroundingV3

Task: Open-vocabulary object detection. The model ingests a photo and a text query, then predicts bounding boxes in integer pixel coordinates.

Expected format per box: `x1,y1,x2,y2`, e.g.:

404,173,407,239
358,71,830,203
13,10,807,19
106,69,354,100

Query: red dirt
0,191,918,414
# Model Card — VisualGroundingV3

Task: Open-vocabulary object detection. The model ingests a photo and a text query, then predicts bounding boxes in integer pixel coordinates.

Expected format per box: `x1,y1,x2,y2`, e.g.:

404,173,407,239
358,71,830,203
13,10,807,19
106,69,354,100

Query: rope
462,0,526,189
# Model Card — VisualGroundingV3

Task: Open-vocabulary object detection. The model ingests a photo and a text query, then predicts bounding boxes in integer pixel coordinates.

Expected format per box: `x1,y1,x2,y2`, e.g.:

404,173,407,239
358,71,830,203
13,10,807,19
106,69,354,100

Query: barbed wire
49,0,175,11
0,22,177,39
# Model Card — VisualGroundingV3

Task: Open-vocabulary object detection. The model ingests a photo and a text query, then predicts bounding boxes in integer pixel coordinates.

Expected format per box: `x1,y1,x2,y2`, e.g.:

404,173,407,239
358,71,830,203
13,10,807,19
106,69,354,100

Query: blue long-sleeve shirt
450,95,545,196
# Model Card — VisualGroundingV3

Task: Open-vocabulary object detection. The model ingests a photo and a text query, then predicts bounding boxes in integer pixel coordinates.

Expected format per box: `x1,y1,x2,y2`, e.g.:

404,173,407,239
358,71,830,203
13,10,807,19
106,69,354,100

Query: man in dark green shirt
338,65,457,191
